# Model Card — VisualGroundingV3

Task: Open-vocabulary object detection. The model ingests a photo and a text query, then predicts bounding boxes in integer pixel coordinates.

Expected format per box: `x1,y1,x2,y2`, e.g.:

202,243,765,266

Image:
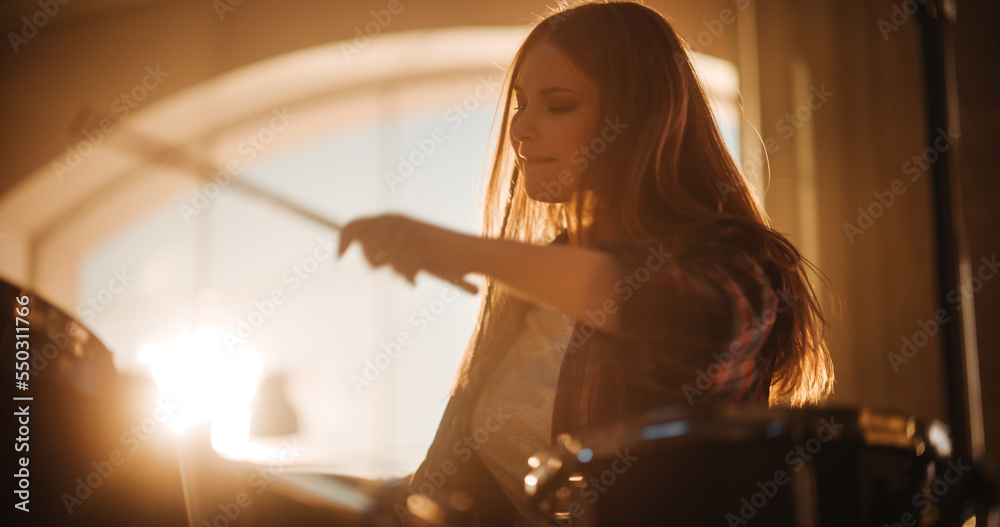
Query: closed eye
511,102,576,114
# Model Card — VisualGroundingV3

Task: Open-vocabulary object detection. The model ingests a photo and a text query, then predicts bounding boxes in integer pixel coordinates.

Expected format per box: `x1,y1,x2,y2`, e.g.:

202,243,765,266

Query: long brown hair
455,0,834,407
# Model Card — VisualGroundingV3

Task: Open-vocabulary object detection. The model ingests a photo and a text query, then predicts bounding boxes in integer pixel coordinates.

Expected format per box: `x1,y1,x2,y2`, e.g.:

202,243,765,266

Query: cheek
561,116,601,159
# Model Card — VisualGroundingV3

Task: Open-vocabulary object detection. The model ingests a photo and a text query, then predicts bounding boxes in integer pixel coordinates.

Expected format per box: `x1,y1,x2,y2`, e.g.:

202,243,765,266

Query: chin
523,173,573,203
524,182,570,203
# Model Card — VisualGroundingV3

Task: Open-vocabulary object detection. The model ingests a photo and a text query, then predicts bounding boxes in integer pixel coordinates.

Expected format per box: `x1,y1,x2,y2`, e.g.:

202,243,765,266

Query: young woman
337,1,835,524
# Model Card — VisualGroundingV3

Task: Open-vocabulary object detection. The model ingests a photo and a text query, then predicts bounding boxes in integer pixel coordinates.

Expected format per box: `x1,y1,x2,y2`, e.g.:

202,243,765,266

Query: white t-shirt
470,303,577,524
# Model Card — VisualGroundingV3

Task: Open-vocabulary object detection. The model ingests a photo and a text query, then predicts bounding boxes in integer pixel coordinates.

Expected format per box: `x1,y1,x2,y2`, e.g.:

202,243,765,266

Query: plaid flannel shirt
388,220,779,526
550,225,778,440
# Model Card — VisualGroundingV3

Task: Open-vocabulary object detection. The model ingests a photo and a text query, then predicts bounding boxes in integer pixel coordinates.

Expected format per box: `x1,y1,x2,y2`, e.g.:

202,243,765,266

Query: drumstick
96,123,477,293
113,128,345,232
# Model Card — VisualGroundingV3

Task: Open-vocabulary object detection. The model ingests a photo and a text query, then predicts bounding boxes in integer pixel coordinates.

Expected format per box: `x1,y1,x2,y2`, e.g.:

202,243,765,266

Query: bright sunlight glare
137,325,264,459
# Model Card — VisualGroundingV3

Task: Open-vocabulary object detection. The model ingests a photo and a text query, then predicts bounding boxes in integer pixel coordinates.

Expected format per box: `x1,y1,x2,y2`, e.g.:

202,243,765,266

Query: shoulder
596,218,774,284
667,218,774,260
592,219,779,341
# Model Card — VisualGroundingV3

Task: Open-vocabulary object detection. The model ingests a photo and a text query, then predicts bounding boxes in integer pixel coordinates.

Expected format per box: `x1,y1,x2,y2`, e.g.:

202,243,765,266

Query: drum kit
2,275,995,526
523,405,976,526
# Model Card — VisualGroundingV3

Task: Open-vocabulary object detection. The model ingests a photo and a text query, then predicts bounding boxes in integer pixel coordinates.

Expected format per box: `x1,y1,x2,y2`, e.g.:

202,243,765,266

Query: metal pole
916,1,995,524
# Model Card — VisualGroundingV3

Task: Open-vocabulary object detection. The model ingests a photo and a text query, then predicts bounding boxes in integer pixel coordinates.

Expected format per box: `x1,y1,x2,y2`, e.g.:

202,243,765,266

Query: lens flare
138,325,264,459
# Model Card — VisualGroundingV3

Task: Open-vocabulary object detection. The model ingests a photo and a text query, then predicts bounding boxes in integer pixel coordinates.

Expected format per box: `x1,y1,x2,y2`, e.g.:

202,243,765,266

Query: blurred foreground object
525,405,994,526
1,277,188,526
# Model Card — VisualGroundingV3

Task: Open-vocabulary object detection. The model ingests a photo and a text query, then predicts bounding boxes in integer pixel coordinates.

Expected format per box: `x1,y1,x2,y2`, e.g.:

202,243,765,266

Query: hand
336,214,480,294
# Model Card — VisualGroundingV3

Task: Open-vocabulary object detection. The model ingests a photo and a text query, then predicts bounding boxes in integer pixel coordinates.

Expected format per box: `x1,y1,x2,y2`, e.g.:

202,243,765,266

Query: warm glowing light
138,325,264,458
524,474,538,495
927,421,953,457
407,494,445,524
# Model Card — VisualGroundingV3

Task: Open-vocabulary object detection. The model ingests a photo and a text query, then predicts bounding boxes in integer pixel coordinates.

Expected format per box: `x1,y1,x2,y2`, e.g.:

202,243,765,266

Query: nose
509,107,535,144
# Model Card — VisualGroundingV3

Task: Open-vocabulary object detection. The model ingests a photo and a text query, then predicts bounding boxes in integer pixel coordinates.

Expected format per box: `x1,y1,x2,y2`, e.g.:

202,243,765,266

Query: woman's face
509,39,601,203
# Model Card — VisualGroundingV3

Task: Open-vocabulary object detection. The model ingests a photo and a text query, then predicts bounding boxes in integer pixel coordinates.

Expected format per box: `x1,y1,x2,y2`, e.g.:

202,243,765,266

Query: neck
563,191,599,247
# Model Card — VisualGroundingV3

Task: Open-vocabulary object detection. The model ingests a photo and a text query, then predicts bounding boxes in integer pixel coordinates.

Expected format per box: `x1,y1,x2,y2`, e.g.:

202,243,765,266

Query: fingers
337,215,398,268
337,215,420,279
359,217,396,268
336,214,477,295
425,268,479,295
385,225,420,284
337,217,367,259
452,278,479,295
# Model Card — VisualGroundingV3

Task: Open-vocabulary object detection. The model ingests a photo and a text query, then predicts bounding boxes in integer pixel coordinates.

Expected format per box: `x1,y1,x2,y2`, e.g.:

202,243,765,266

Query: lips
518,154,555,164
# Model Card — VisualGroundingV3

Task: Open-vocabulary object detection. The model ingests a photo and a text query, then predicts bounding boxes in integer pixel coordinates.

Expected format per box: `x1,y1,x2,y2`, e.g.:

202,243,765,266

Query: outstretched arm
465,233,622,331
336,214,622,332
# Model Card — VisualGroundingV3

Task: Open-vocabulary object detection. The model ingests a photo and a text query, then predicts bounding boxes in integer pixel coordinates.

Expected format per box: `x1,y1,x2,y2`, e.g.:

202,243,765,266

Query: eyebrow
512,85,580,95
